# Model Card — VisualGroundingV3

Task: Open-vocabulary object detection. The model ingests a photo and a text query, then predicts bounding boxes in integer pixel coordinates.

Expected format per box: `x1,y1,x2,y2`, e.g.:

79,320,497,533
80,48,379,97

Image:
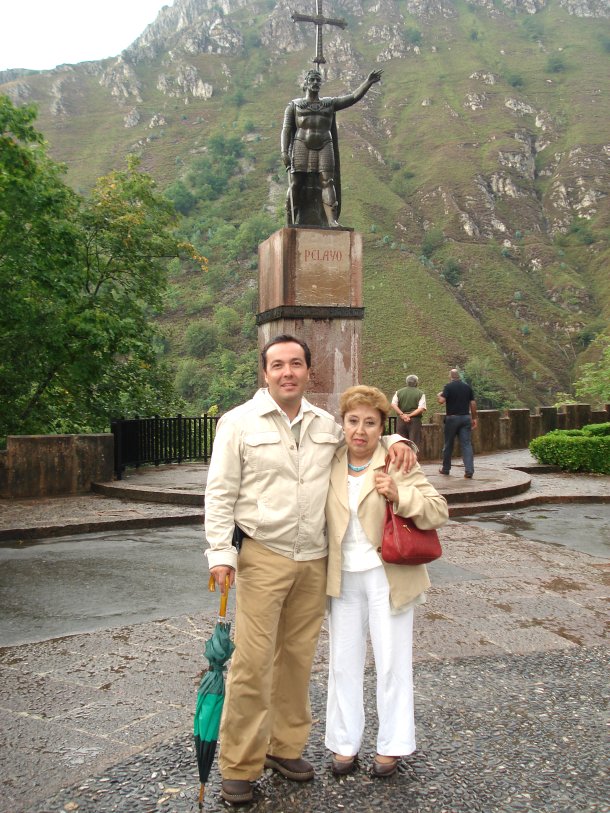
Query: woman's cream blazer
325,442,449,611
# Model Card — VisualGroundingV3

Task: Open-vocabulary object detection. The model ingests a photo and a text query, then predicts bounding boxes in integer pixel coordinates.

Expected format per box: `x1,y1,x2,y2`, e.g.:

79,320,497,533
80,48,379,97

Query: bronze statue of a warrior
281,67,383,228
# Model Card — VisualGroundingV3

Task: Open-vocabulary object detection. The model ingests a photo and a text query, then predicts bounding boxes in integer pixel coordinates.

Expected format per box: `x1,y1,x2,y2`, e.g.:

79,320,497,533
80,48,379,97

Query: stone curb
0,511,203,543
92,482,205,506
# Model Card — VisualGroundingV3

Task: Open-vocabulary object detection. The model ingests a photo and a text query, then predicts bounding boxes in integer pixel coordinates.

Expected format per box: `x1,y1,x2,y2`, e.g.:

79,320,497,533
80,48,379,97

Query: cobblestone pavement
36,646,610,813
1,512,608,813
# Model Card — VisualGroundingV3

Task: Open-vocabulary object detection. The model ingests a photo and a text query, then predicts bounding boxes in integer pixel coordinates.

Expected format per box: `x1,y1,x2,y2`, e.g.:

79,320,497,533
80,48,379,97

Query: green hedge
529,423,610,474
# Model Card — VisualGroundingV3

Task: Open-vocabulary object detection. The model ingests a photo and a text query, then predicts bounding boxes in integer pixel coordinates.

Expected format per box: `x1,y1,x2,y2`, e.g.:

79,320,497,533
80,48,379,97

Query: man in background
437,368,478,478
391,374,426,449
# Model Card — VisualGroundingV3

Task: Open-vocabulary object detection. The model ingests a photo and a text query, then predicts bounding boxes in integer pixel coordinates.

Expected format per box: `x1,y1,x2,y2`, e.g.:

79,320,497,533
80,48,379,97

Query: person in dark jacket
437,369,478,478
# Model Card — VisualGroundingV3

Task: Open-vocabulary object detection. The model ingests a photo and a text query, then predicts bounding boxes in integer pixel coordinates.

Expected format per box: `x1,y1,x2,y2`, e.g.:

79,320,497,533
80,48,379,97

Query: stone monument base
257,226,363,417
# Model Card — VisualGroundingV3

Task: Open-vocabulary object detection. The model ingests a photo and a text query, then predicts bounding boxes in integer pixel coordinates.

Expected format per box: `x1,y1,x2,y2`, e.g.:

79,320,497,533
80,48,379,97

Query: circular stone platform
420,463,531,505
93,461,532,508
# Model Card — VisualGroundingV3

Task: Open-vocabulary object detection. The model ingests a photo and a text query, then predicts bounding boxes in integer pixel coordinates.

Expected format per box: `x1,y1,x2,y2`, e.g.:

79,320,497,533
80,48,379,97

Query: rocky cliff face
124,0,246,62
3,0,607,236
1,0,607,405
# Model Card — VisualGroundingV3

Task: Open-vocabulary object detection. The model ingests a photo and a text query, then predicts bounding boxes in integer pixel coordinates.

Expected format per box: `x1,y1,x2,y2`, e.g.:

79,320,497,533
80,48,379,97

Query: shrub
568,218,595,244
529,424,610,474
421,228,444,258
213,305,241,339
442,259,461,286
184,321,219,357
522,17,544,41
582,422,610,437
405,27,422,45
546,55,566,74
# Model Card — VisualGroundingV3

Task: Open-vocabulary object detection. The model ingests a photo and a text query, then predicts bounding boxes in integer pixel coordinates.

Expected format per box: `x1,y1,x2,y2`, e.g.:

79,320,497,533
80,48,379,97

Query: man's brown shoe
264,754,314,781
220,779,254,804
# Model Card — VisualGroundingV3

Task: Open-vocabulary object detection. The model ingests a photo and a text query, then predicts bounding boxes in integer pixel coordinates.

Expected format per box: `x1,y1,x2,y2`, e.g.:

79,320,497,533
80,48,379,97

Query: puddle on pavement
453,504,610,559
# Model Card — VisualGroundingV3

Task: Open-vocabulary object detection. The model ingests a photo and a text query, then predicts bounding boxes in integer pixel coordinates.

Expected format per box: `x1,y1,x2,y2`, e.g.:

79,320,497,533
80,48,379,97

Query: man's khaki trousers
219,539,327,780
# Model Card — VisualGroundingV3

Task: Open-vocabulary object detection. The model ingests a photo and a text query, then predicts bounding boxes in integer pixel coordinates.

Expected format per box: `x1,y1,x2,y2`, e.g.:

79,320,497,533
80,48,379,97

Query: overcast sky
0,1,171,72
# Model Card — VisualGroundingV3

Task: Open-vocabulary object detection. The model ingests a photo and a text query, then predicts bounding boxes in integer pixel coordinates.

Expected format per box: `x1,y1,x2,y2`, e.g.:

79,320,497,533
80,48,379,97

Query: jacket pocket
309,432,340,467
244,431,282,471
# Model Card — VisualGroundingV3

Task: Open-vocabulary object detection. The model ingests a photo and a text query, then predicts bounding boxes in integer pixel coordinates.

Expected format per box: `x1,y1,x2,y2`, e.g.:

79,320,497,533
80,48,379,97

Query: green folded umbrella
194,576,235,809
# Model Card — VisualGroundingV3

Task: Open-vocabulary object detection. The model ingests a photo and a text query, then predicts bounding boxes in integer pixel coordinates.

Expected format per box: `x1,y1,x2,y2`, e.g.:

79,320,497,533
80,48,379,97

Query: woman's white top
341,475,384,572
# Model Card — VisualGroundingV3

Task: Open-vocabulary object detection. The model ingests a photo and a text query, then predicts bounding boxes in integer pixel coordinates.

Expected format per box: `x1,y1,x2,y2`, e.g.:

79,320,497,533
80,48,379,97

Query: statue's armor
282,97,342,224
292,139,334,173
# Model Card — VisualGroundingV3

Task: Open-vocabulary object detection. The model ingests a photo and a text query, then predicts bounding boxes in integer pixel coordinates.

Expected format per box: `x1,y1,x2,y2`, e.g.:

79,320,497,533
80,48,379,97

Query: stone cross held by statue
291,0,347,65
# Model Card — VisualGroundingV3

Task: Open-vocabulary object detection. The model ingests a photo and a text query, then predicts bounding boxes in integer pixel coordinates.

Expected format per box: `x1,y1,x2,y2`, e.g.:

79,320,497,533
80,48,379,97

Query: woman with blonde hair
325,385,448,777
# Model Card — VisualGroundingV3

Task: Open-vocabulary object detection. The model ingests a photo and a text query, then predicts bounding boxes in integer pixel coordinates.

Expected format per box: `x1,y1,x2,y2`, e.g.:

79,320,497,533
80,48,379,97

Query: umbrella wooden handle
207,574,231,619
219,575,230,619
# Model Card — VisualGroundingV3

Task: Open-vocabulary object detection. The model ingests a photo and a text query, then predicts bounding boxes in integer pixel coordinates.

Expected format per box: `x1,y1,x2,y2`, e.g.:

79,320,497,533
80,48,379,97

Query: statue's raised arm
282,68,383,228
333,69,383,111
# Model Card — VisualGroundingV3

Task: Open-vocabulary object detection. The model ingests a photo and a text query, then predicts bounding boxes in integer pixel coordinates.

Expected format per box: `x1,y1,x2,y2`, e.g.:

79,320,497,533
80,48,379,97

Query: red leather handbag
380,459,442,566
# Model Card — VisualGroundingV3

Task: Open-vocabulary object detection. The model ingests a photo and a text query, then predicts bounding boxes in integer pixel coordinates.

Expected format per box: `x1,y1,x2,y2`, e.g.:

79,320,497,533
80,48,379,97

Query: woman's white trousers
325,566,416,757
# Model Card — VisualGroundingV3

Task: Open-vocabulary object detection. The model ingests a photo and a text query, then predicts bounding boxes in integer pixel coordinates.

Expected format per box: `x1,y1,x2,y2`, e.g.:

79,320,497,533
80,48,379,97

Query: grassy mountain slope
2,0,608,413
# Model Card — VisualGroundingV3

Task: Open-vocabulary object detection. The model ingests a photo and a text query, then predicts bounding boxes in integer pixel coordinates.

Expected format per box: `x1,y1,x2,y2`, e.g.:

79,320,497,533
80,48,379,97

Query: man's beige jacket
204,388,342,570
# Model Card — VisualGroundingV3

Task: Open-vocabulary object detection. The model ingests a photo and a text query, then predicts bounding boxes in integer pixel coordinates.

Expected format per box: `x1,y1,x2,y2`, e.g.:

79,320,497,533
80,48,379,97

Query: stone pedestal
257,227,363,416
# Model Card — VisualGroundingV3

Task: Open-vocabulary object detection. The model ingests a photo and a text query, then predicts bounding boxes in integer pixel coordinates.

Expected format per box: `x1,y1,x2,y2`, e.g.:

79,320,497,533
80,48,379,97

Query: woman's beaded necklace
347,460,371,473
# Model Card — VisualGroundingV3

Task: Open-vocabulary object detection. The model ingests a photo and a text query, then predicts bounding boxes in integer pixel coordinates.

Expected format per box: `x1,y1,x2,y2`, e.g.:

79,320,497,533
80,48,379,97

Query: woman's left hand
375,472,399,503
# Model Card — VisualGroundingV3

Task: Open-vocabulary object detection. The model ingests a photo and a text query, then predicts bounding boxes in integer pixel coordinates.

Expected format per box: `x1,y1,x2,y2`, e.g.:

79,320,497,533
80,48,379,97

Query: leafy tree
184,320,219,357
174,358,206,400
0,96,202,438
463,358,513,410
165,179,197,215
200,349,258,412
213,305,241,339
573,334,610,406
231,212,277,259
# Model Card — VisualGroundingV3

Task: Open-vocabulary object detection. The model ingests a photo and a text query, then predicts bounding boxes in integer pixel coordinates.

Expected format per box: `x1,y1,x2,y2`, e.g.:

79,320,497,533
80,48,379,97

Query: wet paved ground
0,527,215,647
453,503,610,559
0,451,608,812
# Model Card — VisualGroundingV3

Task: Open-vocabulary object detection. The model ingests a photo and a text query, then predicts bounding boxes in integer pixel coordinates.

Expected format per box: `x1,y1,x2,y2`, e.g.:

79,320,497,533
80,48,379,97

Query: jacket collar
331,442,388,508
253,387,314,418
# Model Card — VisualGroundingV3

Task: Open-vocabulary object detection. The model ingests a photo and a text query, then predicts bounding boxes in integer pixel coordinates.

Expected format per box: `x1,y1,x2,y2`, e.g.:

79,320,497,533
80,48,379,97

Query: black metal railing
111,414,219,479
111,413,398,479
385,416,397,435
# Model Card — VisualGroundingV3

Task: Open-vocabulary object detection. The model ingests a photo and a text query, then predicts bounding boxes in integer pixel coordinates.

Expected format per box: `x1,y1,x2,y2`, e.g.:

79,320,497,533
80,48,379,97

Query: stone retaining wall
0,404,607,498
0,435,114,499
416,404,609,462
